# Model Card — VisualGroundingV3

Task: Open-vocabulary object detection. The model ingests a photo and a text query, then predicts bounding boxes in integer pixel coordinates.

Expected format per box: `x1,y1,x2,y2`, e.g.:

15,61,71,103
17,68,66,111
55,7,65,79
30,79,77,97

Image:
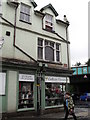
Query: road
1,101,90,120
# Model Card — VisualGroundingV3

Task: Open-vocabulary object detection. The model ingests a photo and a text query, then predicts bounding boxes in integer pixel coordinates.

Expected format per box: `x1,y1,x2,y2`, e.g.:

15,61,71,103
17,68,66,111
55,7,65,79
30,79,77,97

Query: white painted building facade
0,0,72,116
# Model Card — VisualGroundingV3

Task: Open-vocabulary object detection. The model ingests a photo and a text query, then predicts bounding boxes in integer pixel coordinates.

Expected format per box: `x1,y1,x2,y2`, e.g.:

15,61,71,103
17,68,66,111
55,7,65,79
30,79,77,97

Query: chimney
64,15,69,23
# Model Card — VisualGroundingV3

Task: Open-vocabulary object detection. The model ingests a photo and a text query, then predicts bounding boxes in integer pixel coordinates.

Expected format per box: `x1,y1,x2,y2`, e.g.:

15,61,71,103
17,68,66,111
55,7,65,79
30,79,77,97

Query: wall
1,0,68,64
7,71,17,113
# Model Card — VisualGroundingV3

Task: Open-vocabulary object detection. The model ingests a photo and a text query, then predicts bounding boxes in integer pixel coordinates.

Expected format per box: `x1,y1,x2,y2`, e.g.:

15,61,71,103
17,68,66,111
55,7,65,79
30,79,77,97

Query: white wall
1,0,69,64
7,71,17,112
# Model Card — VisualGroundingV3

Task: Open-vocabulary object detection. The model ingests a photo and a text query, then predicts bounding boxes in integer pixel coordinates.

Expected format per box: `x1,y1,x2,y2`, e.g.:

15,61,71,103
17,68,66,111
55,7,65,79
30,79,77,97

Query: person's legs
72,113,77,120
64,108,69,120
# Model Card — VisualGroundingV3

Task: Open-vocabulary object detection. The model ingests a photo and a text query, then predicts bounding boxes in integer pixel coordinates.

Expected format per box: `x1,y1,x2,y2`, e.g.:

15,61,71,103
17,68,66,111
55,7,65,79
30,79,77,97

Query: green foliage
86,58,90,66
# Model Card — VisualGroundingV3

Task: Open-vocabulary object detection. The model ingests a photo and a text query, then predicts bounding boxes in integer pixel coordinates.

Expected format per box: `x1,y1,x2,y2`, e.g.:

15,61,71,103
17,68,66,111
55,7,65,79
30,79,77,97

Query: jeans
64,107,77,120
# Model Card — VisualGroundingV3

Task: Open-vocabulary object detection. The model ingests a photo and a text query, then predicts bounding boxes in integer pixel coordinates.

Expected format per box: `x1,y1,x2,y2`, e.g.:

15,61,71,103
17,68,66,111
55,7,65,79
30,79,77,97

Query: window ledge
19,20,32,25
37,59,62,65
43,28,55,34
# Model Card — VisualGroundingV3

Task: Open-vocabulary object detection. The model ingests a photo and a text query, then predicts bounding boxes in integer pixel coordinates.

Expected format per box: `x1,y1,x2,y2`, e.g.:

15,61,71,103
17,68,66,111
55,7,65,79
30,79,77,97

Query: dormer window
44,14,53,31
20,3,31,23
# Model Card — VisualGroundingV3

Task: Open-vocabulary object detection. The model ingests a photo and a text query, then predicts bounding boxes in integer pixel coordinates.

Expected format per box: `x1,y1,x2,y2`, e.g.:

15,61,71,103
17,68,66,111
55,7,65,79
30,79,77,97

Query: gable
40,4,58,17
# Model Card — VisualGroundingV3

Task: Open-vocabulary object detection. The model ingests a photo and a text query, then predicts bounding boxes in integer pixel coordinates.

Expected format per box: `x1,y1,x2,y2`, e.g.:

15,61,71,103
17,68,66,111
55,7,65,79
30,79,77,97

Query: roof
30,0,37,8
34,10,45,17
56,19,70,26
40,3,58,17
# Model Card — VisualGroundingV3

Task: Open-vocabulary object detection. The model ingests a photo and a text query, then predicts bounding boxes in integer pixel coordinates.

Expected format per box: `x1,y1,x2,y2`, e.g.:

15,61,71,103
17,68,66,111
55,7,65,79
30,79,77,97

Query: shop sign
45,76,69,83
19,74,34,82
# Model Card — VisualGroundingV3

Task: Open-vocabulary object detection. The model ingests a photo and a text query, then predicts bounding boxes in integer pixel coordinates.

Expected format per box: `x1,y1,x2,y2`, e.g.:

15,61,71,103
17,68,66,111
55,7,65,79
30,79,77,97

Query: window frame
20,3,31,24
37,38,61,63
18,74,34,109
43,13,54,32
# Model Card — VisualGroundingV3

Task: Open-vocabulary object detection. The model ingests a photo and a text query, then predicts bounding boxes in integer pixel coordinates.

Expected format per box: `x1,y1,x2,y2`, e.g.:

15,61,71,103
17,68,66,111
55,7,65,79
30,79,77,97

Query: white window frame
20,3,31,23
43,14,54,31
38,38,61,63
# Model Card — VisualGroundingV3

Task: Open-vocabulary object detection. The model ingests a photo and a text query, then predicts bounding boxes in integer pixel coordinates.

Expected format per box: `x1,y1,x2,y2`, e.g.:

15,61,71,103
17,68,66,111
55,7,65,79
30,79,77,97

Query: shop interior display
18,82,34,109
45,83,65,106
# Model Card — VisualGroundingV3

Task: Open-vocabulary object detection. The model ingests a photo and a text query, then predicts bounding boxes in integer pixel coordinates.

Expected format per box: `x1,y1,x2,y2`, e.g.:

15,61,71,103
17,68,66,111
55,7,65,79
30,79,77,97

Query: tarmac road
3,107,90,120
1,101,90,120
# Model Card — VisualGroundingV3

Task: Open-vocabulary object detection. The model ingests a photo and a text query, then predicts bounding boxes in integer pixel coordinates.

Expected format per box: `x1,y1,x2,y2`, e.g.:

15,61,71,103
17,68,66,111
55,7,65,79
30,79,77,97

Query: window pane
56,44,59,50
25,6,30,14
45,40,48,45
25,15,30,22
45,46,54,61
38,47,43,59
45,83,63,106
38,38,43,46
18,82,34,109
20,4,30,23
50,42,54,47
20,13,24,21
56,51,60,61
21,4,25,13
45,14,52,23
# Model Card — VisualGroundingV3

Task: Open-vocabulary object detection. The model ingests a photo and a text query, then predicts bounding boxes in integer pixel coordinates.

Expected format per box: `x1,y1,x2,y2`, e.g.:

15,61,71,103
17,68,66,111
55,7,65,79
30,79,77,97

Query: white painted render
7,71,17,112
0,0,70,65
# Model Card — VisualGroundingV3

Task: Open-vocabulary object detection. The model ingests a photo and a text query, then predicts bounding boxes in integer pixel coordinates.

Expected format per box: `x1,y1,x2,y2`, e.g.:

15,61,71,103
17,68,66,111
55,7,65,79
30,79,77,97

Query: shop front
18,74,35,110
1,59,72,118
45,76,69,108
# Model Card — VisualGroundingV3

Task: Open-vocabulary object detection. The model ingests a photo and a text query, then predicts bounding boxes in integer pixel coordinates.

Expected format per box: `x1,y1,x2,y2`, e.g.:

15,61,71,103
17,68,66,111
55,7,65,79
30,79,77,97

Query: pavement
2,107,90,120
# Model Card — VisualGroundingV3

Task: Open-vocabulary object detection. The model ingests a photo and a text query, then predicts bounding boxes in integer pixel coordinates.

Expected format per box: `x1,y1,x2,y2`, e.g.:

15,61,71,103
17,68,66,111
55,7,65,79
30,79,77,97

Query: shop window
20,3,31,23
38,38,61,62
18,74,34,109
18,82,34,109
45,83,64,107
0,72,6,95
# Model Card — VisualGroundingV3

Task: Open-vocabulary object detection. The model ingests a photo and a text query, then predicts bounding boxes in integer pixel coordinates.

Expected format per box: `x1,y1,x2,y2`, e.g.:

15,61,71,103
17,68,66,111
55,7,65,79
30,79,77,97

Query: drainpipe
13,4,37,62
13,5,18,46
64,15,70,91
66,26,70,69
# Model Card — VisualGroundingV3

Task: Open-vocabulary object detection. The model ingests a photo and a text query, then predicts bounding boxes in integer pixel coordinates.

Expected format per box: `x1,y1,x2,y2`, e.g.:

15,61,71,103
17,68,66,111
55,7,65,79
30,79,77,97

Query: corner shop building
0,58,72,115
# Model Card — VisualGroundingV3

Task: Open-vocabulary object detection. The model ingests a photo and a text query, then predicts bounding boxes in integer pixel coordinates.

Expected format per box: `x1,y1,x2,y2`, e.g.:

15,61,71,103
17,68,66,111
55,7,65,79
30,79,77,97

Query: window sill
17,107,35,112
37,59,62,65
19,20,32,25
43,28,55,34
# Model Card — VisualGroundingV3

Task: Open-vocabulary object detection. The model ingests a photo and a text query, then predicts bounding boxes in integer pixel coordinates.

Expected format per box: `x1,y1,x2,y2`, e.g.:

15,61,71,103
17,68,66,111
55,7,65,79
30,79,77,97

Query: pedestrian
64,92,77,120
